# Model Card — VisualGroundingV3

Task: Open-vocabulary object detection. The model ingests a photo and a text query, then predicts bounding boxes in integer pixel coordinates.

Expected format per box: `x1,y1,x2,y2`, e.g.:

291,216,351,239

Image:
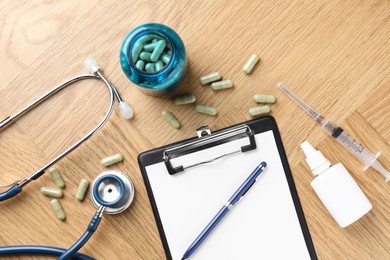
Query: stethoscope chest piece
91,170,135,214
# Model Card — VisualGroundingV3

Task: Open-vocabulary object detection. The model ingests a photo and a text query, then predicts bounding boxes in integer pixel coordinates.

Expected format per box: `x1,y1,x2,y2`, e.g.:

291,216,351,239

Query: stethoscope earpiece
91,170,135,214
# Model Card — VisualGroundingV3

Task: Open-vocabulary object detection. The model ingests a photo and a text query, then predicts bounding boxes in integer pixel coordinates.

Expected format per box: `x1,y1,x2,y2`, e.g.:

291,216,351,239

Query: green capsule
140,52,152,62
145,63,155,73
101,153,124,167
144,42,158,52
138,35,155,44
195,105,218,116
49,167,65,188
243,54,260,74
155,60,164,71
131,41,143,63
162,111,181,129
41,187,63,198
76,179,89,201
253,94,276,104
161,52,171,64
151,40,167,62
152,39,158,43
173,95,196,105
248,105,271,117
199,72,222,85
211,80,234,91
135,60,145,71
51,199,65,221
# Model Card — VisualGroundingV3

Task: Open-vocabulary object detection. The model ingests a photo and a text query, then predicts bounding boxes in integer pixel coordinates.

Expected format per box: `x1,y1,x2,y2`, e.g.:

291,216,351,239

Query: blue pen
181,161,267,260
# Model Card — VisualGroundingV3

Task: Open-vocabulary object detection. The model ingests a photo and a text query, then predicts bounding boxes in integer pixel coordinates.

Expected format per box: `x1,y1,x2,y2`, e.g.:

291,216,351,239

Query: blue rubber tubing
0,245,95,259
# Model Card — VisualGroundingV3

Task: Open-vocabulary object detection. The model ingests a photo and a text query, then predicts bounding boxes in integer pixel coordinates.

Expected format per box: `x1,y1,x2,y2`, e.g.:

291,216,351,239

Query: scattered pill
161,52,171,64
144,42,158,52
173,95,196,105
162,111,181,129
101,153,124,167
135,60,145,71
140,51,152,62
51,199,65,221
248,105,271,117
211,80,234,91
76,179,90,201
242,54,260,74
253,94,276,104
155,60,164,71
145,63,156,73
152,39,158,43
151,40,167,62
49,167,65,188
195,105,218,116
199,72,222,85
41,187,63,198
131,41,143,62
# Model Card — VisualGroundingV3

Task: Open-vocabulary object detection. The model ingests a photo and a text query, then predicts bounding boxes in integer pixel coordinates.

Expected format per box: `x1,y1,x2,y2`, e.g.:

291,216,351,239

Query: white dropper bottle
300,141,372,228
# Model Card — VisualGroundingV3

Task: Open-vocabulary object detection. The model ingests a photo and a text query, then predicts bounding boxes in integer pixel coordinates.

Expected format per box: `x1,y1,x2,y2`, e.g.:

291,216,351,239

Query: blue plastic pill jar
120,23,187,96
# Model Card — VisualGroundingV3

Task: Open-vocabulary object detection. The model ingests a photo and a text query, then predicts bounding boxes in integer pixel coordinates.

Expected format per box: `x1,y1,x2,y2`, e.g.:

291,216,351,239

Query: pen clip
238,180,256,202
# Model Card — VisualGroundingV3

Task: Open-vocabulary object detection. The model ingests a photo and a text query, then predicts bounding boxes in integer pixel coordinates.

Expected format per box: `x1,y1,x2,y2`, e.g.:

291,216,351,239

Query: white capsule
199,72,222,85
211,80,234,91
242,54,260,74
248,105,271,117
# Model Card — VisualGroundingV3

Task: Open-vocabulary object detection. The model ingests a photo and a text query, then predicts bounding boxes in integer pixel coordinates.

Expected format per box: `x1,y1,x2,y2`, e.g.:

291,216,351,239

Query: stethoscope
0,170,135,259
0,58,136,259
0,58,133,202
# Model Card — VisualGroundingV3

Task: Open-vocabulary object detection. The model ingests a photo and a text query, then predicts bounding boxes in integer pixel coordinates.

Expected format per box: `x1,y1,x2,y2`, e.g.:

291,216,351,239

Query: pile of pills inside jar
132,35,172,73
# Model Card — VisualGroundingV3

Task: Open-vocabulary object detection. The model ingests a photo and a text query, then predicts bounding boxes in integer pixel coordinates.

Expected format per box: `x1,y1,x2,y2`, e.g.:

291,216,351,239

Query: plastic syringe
277,83,390,182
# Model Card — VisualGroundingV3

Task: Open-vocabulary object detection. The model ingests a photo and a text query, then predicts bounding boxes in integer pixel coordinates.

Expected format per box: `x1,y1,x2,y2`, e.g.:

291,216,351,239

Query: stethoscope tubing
0,245,95,260
0,72,115,201
0,63,132,259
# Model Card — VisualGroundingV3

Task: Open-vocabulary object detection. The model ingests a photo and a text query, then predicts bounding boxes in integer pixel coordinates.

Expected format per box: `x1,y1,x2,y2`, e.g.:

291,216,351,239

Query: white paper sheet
145,130,311,260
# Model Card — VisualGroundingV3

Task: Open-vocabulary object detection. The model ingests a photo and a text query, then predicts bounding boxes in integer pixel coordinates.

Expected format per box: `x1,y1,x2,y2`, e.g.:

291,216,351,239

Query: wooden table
0,1,389,259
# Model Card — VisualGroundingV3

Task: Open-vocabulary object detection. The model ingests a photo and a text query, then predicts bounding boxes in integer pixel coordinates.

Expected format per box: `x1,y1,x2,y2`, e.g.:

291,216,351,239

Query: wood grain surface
0,1,389,259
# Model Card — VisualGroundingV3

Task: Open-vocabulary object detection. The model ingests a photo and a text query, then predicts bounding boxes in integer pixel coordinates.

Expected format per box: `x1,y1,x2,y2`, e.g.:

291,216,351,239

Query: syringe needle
277,83,390,182
276,83,323,121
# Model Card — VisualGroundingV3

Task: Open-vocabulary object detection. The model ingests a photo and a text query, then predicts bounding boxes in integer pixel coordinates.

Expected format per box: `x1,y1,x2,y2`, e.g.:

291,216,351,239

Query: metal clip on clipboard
163,124,257,175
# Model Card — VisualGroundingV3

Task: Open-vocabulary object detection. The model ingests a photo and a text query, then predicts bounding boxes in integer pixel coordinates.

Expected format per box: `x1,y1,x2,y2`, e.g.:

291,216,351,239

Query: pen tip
181,258,185,260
